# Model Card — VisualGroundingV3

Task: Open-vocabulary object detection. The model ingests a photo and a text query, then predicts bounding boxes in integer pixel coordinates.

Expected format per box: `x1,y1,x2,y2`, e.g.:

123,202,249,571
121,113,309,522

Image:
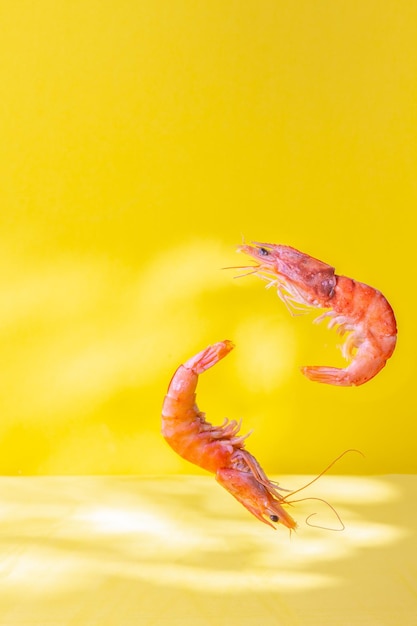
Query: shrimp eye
259,247,269,256
269,514,279,523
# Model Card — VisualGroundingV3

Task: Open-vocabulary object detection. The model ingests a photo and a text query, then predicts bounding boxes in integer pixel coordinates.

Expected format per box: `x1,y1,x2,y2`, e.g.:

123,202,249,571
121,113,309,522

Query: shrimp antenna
233,267,262,280
222,264,261,279
285,448,364,500
286,496,345,531
222,236,259,277
283,449,363,531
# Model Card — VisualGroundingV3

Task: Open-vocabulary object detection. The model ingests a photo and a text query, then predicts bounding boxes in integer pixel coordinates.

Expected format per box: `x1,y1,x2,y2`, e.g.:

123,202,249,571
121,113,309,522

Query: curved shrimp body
162,340,297,529
239,243,397,387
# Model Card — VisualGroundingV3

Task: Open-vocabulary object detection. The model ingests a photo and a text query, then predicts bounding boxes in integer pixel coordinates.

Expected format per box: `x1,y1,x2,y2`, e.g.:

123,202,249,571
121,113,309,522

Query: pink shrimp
238,242,397,386
161,340,297,529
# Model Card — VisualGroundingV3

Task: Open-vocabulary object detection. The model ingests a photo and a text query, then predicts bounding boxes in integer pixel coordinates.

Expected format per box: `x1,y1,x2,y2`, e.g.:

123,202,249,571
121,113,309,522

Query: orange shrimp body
162,340,297,529
239,242,397,387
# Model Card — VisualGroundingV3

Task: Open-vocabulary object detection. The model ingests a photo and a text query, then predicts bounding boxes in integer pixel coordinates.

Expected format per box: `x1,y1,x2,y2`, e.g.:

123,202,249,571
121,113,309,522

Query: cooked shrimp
161,340,297,529
238,242,397,386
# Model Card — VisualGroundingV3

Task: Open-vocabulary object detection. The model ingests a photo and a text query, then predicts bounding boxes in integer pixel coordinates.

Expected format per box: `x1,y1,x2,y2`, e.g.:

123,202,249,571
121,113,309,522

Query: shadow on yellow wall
0,236,412,474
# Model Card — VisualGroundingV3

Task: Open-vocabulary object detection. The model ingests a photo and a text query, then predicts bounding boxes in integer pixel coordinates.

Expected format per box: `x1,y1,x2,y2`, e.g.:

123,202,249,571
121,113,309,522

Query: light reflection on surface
76,507,169,535
0,474,415,624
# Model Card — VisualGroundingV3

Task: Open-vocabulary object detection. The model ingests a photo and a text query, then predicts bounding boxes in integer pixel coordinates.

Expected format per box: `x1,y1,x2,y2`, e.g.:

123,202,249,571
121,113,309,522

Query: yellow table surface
0,474,415,625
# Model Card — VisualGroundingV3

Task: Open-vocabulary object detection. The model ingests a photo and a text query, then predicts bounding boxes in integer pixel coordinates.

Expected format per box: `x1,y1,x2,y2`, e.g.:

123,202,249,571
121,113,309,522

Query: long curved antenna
281,449,364,531
287,497,346,531
285,449,364,500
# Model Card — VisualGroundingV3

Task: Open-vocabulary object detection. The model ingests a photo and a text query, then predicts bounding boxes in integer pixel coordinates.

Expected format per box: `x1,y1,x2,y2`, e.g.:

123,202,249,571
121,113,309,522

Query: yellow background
1,0,415,475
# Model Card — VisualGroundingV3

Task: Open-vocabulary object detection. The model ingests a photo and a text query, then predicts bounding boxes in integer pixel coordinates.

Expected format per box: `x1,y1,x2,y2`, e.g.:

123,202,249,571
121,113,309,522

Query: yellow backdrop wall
0,0,415,474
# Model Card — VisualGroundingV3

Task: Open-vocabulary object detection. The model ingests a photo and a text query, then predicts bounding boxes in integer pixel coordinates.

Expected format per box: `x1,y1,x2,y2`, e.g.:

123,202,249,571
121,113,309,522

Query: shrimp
237,242,397,386
161,340,297,529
